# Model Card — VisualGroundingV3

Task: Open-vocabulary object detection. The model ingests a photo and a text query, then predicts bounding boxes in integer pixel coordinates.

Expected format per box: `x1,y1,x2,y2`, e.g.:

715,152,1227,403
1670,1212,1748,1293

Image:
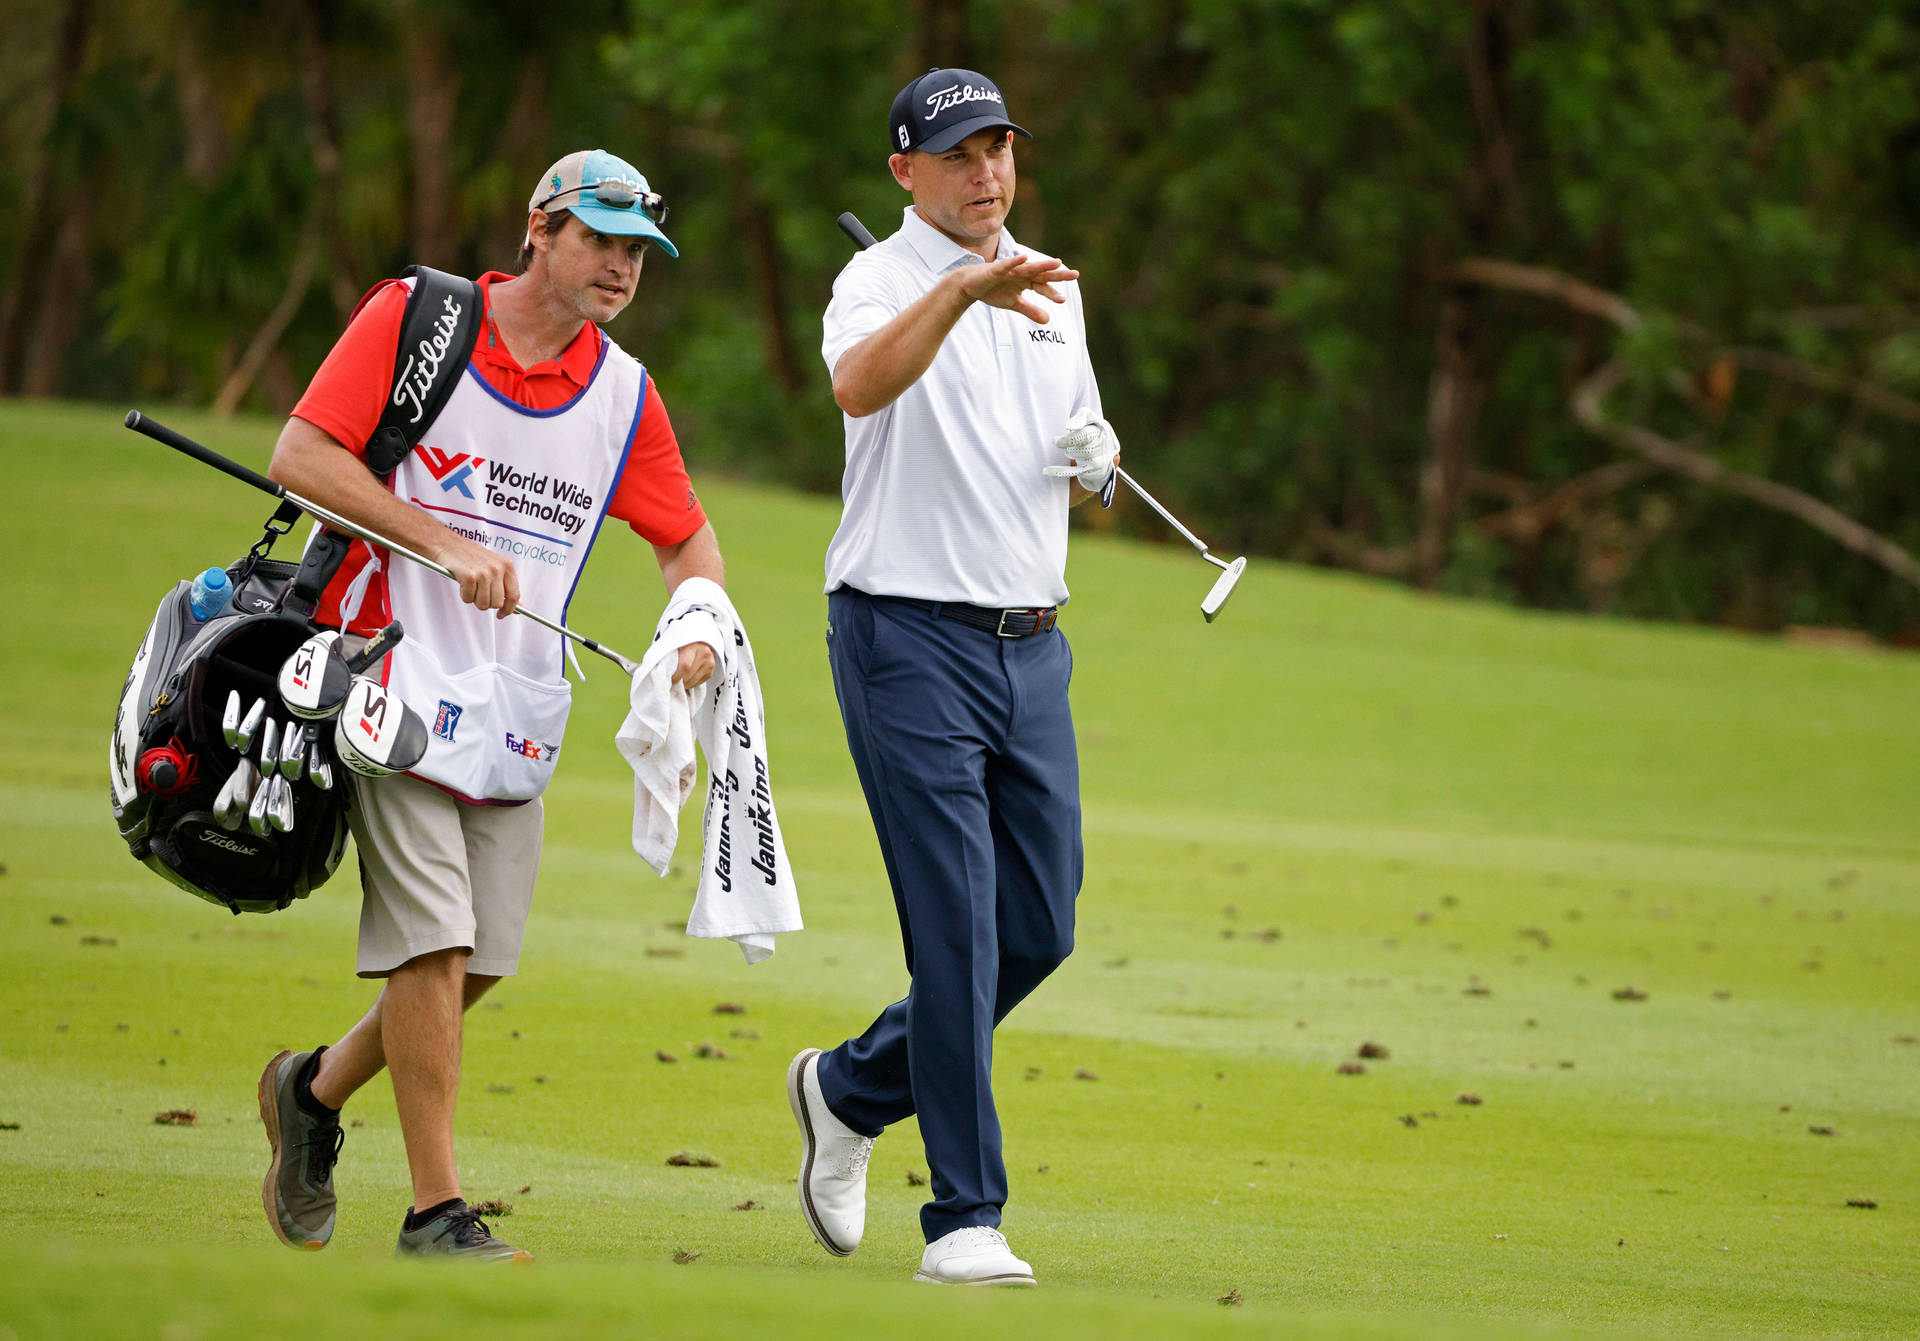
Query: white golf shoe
913,1226,1036,1286
787,1047,872,1256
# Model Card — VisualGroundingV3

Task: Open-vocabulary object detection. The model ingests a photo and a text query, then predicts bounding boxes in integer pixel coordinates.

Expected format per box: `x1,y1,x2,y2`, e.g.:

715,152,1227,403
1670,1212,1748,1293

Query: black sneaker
257,1048,344,1250
395,1200,532,1262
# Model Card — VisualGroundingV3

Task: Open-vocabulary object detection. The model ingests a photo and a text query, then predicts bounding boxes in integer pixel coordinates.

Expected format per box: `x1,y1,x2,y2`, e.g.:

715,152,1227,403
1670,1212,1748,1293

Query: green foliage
5,3,1920,633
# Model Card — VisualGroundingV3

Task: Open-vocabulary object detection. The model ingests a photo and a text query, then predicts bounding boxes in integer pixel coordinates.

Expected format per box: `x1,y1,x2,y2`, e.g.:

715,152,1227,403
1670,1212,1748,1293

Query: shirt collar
897,206,1022,273
476,270,603,382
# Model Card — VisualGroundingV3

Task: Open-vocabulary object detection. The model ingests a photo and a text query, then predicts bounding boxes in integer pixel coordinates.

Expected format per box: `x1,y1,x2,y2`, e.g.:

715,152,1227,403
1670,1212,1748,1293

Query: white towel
614,578,801,963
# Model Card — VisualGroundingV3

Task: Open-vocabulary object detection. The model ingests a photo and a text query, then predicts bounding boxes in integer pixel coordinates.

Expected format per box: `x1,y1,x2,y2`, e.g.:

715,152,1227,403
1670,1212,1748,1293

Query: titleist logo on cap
922,83,1004,121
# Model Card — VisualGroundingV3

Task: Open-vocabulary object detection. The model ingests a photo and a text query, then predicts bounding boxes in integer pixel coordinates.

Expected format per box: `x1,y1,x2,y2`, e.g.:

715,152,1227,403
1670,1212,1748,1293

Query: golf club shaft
125,411,640,675
1112,466,1217,559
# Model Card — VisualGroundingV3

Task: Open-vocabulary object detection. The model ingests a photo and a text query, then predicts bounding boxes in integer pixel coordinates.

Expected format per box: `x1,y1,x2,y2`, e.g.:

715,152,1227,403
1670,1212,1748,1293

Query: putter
836,211,1245,622
235,697,267,754
333,676,430,778
213,757,259,830
124,412,642,676
278,622,405,721
1112,467,1247,623
221,690,242,748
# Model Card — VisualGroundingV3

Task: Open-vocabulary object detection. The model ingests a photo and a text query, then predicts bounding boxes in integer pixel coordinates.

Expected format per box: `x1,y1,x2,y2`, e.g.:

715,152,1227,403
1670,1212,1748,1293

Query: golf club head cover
1042,407,1119,504
333,676,429,778
278,630,351,721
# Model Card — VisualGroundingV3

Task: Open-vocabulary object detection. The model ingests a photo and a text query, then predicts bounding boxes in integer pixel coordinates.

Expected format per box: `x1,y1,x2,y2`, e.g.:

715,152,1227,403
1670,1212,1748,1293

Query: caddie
787,69,1117,1286
257,149,725,1261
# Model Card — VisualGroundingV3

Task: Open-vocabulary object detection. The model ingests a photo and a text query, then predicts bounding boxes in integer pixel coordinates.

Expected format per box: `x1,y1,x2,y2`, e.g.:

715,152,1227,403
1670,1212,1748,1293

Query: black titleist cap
888,68,1031,155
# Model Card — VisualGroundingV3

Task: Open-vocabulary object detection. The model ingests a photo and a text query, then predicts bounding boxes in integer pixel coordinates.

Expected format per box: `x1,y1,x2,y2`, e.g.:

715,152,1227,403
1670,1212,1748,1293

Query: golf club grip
124,410,286,500
347,621,404,673
837,212,877,251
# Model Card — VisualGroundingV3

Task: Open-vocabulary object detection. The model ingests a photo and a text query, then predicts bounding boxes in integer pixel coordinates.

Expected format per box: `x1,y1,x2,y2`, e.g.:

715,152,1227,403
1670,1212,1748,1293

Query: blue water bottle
188,566,234,621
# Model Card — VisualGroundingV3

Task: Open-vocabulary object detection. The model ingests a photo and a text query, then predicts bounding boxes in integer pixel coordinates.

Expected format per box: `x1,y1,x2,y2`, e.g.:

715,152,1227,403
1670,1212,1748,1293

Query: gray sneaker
256,1048,343,1250
395,1201,532,1262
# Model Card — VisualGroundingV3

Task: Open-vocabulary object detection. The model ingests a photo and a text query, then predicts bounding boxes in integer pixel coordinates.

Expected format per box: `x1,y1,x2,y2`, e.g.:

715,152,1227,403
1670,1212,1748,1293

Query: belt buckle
996,608,1022,638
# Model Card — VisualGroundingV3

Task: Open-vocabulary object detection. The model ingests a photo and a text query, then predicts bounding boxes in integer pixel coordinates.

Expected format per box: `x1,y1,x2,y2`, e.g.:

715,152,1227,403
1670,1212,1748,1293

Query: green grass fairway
2,400,1917,1339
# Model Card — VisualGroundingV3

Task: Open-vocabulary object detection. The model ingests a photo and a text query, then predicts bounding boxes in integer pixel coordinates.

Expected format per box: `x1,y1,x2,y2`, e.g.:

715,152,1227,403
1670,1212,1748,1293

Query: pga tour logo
504,732,558,763
420,447,486,499
433,699,462,742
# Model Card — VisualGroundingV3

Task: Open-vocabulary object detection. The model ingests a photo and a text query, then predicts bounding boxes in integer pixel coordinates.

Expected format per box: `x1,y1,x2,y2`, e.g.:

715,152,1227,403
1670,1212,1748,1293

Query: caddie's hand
672,641,716,690
957,253,1080,324
435,533,519,620
1042,407,1120,492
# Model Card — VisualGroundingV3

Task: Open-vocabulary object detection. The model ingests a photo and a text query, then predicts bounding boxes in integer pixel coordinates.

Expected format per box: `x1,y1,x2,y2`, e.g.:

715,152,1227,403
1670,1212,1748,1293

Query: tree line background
6,1,1920,637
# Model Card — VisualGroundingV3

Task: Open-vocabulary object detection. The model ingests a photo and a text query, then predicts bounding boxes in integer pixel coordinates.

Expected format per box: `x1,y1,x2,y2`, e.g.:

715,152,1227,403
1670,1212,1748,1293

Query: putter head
1201,556,1247,623
333,676,429,778
278,630,353,721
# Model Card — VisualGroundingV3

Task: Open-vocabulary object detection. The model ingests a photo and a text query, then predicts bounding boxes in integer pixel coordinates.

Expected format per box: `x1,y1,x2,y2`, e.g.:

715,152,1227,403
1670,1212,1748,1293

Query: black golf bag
111,264,479,915
109,516,355,914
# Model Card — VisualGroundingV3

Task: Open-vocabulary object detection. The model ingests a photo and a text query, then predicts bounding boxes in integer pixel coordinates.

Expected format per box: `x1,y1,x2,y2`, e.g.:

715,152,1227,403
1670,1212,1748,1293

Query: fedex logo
419,447,486,499
504,733,559,762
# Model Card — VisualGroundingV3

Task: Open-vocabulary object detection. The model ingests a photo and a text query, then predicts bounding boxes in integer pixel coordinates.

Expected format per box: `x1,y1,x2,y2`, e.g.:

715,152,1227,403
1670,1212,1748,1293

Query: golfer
257,150,724,1261
787,69,1117,1286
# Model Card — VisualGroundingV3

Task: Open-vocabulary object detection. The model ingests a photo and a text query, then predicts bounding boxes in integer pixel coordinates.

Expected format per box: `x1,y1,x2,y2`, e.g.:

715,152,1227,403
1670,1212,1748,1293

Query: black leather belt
864,591,1059,638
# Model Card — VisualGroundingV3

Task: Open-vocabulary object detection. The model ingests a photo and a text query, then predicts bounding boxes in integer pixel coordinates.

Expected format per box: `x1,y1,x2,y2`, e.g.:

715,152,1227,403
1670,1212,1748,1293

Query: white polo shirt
821,206,1102,608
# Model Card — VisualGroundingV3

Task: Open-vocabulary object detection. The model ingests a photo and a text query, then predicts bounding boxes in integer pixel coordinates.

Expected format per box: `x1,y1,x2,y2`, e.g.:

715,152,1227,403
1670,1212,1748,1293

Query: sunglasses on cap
535,178,669,225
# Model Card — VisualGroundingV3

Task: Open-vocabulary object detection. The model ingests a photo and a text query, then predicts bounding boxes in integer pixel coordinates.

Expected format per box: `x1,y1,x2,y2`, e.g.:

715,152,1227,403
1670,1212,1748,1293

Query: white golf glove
1043,408,1119,504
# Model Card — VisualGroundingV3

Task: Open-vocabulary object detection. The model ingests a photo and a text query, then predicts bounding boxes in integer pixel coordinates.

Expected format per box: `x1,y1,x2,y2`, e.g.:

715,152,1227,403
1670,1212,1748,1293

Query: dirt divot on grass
153,1110,196,1125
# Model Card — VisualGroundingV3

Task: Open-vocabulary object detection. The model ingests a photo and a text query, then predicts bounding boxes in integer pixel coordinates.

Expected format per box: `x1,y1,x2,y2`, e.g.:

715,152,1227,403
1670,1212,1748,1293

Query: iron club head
1200,555,1247,623
308,742,334,791
222,691,242,748
246,768,274,835
213,757,259,830
235,697,266,753
256,717,281,771
266,774,295,833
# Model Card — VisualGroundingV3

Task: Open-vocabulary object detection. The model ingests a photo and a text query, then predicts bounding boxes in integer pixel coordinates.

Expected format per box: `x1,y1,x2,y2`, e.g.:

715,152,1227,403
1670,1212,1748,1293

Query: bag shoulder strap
364,264,483,480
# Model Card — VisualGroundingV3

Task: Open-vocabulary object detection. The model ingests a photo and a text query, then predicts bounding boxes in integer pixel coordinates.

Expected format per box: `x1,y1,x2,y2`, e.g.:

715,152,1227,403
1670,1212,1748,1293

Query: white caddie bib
379,340,646,801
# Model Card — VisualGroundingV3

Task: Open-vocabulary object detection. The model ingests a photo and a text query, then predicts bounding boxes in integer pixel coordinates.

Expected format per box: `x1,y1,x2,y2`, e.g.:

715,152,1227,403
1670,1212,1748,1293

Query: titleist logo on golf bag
391,294,465,426
922,83,1003,120
199,833,263,858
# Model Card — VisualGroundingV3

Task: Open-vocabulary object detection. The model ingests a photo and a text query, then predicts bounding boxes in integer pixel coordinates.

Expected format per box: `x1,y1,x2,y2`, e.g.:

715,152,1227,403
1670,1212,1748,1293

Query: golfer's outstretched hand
959,253,1080,324
673,642,716,689
436,533,520,619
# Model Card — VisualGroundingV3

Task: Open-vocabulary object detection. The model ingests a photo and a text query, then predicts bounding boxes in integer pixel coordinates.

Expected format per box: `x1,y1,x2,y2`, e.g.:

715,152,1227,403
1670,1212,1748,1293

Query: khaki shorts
346,770,544,978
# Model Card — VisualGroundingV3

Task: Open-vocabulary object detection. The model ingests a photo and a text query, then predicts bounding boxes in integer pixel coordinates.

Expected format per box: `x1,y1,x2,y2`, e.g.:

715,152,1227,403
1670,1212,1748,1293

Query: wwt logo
419,447,486,499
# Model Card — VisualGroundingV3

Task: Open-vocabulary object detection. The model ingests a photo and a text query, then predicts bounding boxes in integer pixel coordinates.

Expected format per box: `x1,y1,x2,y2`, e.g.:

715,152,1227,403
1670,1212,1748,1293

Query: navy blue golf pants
815,587,1082,1243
